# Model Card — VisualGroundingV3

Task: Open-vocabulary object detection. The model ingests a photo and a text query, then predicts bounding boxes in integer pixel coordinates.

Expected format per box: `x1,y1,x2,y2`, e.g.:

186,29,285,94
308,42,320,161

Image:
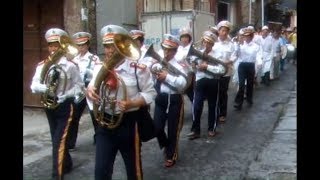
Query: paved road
23,63,296,180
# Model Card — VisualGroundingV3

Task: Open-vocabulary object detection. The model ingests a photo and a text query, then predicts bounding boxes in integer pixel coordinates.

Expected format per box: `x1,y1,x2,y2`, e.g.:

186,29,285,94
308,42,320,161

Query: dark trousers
95,111,142,180
89,109,99,140
280,58,286,71
184,74,195,102
261,71,270,86
235,62,255,106
68,98,98,148
191,78,219,133
154,93,184,161
45,98,74,179
218,76,230,117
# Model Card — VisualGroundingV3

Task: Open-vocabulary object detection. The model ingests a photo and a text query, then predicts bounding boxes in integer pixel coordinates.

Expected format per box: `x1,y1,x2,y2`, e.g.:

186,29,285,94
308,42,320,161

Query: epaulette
37,60,46,66
92,55,98,62
130,62,147,70
95,61,103,65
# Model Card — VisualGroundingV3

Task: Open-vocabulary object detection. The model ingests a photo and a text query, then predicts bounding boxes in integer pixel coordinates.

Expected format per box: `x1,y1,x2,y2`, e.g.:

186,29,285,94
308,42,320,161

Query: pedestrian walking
87,24,156,180
151,34,189,167
30,28,84,179
214,20,236,123
234,27,263,110
187,31,225,140
67,31,101,150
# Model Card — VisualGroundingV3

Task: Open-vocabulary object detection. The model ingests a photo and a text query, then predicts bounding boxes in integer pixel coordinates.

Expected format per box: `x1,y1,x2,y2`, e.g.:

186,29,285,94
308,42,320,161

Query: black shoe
234,104,242,111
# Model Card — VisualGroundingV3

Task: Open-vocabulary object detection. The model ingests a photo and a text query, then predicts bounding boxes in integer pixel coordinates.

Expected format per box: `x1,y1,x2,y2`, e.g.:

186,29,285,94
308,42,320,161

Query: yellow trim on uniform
57,104,74,180
134,122,143,180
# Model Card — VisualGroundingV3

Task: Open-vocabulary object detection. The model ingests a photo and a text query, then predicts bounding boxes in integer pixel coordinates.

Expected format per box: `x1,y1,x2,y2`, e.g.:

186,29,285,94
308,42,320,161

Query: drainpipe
81,0,88,32
261,0,264,26
249,0,252,24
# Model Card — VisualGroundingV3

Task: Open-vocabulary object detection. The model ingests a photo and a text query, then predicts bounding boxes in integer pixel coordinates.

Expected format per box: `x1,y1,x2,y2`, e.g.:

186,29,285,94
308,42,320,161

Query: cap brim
102,39,114,44
47,40,59,43
202,37,214,43
75,40,89,45
243,32,253,36
131,35,143,39
161,44,177,49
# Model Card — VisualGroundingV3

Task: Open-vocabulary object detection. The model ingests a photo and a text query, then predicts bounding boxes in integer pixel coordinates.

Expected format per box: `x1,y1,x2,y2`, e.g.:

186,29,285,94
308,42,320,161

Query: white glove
57,88,77,103
57,94,67,104
33,83,48,93
151,63,163,73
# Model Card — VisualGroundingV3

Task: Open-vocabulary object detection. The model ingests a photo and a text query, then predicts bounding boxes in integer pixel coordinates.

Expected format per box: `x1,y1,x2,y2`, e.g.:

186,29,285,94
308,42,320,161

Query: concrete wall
96,0,138,55
64,0,98,54
64,0,82,37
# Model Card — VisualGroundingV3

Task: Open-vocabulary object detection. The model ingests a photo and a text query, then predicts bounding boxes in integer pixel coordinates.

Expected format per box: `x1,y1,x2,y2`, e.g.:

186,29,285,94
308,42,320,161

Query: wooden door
23,0,63,107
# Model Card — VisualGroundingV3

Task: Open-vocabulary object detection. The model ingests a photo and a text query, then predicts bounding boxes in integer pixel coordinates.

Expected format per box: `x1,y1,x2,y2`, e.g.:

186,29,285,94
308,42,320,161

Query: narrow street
23,63,296,180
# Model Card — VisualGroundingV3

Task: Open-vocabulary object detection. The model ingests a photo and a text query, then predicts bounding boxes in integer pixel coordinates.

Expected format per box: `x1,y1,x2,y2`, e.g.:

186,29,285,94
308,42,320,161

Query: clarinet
83,55,94,87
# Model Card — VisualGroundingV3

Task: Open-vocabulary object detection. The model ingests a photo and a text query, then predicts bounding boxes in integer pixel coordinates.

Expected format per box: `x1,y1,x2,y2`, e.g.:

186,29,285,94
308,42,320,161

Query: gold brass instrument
93,33,141,129
40,35,79,109
41,65,67,109
186,44,228,77
144,44,193,92
192,39,203,50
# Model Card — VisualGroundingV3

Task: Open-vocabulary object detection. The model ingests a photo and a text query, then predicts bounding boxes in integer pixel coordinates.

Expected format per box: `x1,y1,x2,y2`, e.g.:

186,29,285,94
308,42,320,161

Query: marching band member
129,29,154,68
175,27,195,102
30,28,83,179
234,27,263,111
152,34,189,168
214,20,236,123
68,31,101,150
87,24,156,180
209,25,219,36
187,31,224,140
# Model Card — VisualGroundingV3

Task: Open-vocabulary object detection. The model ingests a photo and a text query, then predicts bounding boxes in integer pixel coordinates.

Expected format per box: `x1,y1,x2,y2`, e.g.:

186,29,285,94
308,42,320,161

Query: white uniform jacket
88,59,156,115
30,56,84,103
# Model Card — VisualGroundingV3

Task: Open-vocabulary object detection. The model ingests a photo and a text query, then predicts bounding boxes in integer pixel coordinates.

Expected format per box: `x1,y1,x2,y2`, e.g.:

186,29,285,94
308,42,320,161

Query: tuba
93,34,141,129
144,44,194,92
40,35,79,109
186,44,228,77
